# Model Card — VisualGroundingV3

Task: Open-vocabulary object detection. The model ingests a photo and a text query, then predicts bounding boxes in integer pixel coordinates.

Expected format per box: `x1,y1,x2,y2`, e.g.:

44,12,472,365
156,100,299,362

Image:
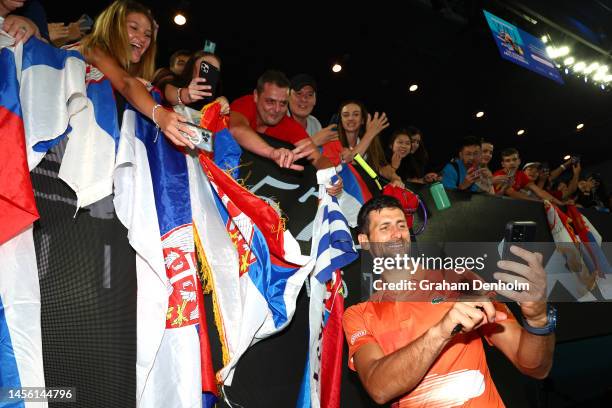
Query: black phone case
502,221,537,264
199,61,220,103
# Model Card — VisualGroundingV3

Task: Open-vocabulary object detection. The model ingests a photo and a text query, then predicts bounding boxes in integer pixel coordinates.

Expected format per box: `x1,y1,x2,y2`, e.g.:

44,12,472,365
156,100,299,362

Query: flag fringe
193,224,231,367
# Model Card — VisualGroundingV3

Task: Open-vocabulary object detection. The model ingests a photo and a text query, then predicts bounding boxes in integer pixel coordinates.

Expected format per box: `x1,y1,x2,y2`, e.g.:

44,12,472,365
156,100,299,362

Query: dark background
47,0,612,176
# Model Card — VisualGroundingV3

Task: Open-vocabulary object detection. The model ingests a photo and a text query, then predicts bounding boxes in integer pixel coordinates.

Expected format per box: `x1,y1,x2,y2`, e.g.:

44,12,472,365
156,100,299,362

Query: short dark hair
169,49,191,67
256,70,290,94
501,147,519,159
480,138,493,146
459,136,480,152
357,196,405,235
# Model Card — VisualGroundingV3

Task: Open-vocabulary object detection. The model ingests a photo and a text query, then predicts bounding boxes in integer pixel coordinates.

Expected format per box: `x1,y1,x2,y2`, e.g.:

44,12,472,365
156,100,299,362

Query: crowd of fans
2,0,610,214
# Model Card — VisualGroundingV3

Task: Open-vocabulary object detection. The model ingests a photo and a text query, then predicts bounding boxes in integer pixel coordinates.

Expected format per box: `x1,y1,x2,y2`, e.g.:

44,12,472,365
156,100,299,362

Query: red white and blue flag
191,153,314,386
1,30,89,408
114,96,217,407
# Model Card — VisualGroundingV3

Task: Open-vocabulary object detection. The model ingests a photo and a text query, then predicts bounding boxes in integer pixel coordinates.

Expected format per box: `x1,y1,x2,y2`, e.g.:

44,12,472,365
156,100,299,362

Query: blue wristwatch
522,304,557,335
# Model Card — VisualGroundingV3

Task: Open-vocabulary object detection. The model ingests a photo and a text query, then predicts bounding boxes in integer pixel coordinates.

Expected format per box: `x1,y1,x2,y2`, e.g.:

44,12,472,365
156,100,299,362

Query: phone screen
199,61,220,104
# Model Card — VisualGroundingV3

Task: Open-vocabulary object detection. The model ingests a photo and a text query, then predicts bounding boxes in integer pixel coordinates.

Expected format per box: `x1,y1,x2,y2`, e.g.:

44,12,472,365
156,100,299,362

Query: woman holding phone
78,0,195,148
155,50,229,114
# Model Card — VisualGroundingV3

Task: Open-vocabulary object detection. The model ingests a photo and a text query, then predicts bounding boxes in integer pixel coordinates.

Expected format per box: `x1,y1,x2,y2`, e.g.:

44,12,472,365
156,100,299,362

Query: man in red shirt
493,148,565,206
343,196,556,407
230,70,341,194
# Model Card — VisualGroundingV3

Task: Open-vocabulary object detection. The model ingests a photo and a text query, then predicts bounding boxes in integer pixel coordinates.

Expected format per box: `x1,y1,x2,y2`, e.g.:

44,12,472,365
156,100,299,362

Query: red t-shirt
343,299,514,407
230,94,309,145
493,169,531,194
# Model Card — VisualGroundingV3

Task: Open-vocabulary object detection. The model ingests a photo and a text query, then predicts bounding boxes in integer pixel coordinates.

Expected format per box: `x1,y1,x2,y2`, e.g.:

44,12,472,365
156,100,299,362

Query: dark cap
290,74,317,92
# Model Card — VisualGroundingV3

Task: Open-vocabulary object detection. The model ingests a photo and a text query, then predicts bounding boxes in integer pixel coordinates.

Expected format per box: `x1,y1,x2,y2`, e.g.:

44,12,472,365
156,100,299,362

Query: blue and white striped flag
298,168,358,408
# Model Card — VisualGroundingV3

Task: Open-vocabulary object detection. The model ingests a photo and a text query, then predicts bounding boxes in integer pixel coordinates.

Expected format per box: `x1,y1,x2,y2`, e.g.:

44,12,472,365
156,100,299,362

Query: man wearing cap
229,70,342,194
288,74,338,146
521,162,541,197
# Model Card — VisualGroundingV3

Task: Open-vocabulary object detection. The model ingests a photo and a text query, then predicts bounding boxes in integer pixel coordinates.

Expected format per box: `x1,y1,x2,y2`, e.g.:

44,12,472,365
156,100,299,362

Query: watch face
548,305,557,330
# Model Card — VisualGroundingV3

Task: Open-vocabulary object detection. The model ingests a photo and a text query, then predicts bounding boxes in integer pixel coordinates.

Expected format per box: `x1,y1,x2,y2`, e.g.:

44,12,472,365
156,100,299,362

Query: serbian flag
114,94,217,407
565,205,611,278
191,153,314,385
0,32,53,407
544,202,598,300
297,169,358,408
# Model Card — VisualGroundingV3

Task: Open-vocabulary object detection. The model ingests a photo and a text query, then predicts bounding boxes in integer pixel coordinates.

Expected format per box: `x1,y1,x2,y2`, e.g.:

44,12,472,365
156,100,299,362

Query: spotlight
584,62,599,74
573,61,586,72
475,111,484,118
576,123,584,130
597,65,609,74
409,84,418,92
174,13,186,25
541,35,548,44
517,129,525,136
332,63,342,73
563,155,571,161
546,46,555,58
557,46,570,57
602,84,606,90
605,75,612,82
563,57,575,66
564,68,569,74
594,71,606,81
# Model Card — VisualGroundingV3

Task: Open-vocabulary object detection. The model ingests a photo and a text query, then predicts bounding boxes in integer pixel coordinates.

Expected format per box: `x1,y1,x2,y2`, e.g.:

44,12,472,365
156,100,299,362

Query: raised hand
183,78,212,103
312,124,339,146
493,246,547,326
365,112,390,136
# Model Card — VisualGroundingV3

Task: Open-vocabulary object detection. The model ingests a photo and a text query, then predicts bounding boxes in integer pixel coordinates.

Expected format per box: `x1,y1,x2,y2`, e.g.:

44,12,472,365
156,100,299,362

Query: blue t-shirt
441,159,479,192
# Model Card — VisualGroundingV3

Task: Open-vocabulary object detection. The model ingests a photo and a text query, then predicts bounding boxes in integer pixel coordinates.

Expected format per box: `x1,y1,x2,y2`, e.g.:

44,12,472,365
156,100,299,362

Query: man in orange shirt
343,196,556,407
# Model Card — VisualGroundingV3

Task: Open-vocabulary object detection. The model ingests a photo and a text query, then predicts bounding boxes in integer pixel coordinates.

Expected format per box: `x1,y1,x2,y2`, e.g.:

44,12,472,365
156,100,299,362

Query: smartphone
502,221,537,264
199,61,220,104
78,14,94,32
329,113,339,126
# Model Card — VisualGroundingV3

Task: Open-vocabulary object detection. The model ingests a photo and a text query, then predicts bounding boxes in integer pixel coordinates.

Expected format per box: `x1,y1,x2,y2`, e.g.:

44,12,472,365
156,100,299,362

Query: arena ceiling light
409,84,418,92
475,111,484,118
174,13,187,25
332,63,342,73
584,62,600,74
541,35,548,44
576,123,584,130
563,57,575,66
516,129,525,136
573,61,586,72
546,45,570,59
563,155,571,160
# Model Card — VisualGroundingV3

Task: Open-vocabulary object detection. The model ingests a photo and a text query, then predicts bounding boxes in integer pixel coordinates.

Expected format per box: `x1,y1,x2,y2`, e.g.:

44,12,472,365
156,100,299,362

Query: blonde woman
79,0,195,148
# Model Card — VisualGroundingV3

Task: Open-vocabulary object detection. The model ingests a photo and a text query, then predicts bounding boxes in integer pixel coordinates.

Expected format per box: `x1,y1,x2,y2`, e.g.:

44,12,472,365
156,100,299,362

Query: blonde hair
82,0,157,80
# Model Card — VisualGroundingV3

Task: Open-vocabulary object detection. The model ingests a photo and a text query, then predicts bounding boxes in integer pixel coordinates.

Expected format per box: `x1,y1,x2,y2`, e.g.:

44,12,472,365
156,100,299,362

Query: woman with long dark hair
382,129,414,187
401,126,439,184
321,100,397,183
155,50,229,114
